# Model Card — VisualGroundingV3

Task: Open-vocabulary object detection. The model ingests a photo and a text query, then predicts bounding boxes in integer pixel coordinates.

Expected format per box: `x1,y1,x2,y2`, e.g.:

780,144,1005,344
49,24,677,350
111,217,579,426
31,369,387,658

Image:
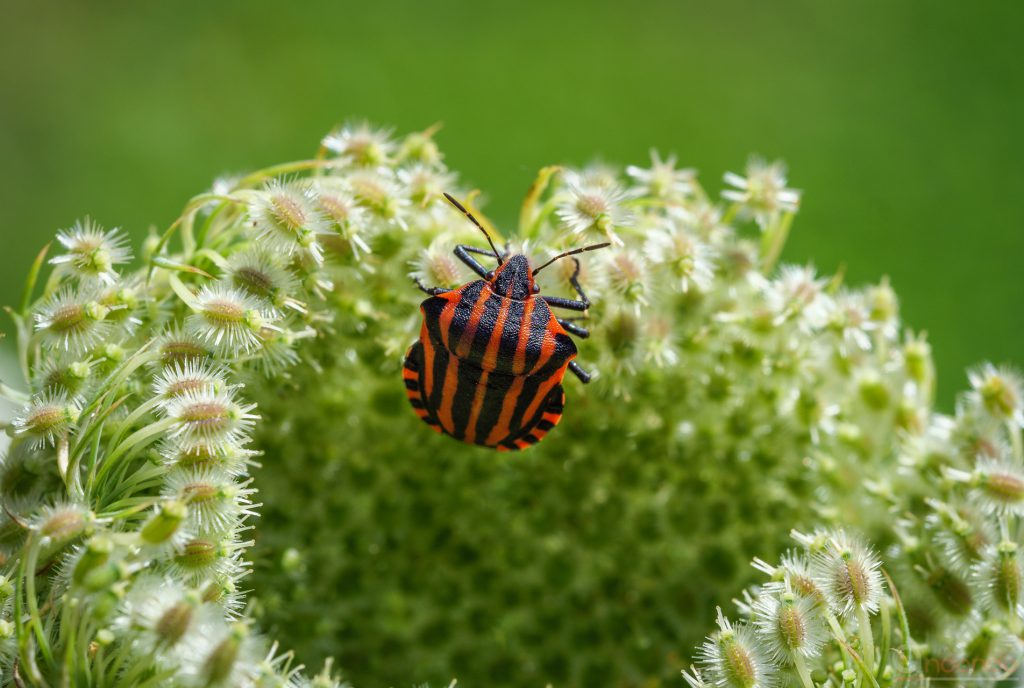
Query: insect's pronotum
403,193,608,451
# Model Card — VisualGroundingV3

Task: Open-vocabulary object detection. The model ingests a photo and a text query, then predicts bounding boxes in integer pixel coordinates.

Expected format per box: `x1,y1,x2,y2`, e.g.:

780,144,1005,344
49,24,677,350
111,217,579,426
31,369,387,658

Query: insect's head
491,254,534,300
443,192,610,300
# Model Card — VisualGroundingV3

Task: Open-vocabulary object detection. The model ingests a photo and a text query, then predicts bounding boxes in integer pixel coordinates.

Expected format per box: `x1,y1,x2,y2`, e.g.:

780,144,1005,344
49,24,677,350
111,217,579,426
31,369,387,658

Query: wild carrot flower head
644,221,715,293
948,451,1024,517
224,247,302,312
187,285,277,356
312,178,371,260
50,218,131,284
35,287,113,355
348,169,410,230
967,363,1024,426
163,467,256,536
626,149,695,201
160,385,258,447
805,530,883,616
13,390,81,448
153,360,229,402
751,586,827,662
322,121,395,166
397,164,456,208
692,608,776,688
971,540,1023,618
722,157,800,229
557,170,633,246
248,180,329,264
410,236,470,290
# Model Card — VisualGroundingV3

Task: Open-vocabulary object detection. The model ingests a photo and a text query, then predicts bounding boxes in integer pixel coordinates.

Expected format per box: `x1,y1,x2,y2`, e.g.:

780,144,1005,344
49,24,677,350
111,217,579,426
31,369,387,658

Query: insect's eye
532,284,541,294
485,271,495,281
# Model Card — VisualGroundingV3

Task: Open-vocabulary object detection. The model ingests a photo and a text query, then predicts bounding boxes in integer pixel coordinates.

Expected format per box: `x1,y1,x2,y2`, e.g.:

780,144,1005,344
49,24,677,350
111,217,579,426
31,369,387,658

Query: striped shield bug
403,193,609,451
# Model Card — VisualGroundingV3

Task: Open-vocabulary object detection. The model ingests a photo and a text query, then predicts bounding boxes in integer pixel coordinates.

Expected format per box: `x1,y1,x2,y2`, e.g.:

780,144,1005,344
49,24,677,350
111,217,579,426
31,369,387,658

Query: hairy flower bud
695,608,776,688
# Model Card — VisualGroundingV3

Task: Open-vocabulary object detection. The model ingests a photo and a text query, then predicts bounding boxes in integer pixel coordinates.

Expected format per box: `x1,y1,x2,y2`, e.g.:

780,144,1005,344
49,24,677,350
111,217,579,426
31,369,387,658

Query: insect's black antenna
443,192,503,265
532,242,611,276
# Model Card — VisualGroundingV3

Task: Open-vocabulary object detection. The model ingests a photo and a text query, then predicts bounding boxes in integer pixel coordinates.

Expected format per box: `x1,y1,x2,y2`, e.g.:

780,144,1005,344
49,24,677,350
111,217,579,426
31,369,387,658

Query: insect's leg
454,245,496,279
567,258,591,307
568,360,592,384
557,318,589,339
542,259,592,312
413,277,451,296
543,296,589,312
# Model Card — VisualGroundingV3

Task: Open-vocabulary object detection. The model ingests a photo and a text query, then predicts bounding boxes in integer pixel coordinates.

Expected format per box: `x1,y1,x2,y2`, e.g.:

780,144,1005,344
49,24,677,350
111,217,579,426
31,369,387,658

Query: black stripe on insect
403,192,609,451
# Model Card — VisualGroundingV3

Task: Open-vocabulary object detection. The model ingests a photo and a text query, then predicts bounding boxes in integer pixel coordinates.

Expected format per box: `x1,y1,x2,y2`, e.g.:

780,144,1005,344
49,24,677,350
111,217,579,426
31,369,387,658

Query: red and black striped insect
403,193,608,451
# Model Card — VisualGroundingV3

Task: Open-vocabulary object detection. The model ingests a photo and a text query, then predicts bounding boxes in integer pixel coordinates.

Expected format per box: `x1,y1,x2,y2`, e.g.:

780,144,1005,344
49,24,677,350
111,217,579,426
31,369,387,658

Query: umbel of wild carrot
0,122,1021,688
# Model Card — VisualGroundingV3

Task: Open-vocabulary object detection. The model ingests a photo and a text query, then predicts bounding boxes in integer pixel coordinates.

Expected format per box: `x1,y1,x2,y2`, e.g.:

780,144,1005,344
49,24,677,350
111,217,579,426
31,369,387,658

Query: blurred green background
2,1,1022,407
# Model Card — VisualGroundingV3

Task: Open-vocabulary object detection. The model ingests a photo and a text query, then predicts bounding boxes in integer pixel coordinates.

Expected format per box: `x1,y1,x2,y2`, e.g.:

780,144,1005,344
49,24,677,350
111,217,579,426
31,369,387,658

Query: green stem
857,606,876,678
0,380,30,404
793,651,815,688
20,242,52,316
232,159,332,189
1009,420,1023,462
876,598,891,682
761,210,795,274
24,535,54,667
15,537,45,686
721,202,741,225
826,612,853,676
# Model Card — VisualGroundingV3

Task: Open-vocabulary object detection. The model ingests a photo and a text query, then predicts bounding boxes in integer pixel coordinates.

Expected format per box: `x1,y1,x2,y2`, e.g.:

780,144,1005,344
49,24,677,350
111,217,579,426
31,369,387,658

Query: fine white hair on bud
160,385,258,447
626,149,695,201
321,121,396,166
247,180,329,265
694,607,777,688
949,451,1024,517
152,359,230,403
34,286,114,355
34,503,94,548
155,326,214,370
158,438,258,477
163,467,256,536
397,164,457,209
409,236,470,290
50,217,132,285
967,363,1024,426
752,588,828,662
224,247,302,312
557,170,633,246
926,499,993,575
34,357,94,396
348,169,411,231
971,540,1023,619
12,390,81,448
722,157,800,229
808,530,884,616
117,574,206,656
643,221,716,294
312,177,371,260
167,532,252,585
766,265,832,331
755,551,826,607
186,285,278,356
596,248,650,312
